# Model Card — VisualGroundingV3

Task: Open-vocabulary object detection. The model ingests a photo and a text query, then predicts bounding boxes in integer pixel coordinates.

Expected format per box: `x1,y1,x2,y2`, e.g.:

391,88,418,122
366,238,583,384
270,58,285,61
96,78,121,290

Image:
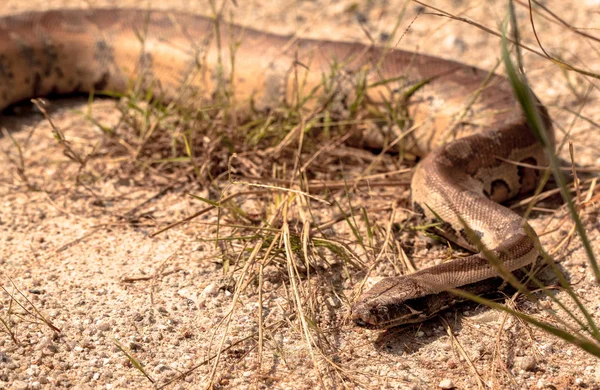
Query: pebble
26,365,40,377
157,306,168,315
439,379,454,389
470,311,500,323
36,337,52,351
128,342,143,351
539,343,554,355
97,321,111,332
154,364,172,373
12,380,29,390
203,282,219,296
518,356,537,372
441,342,452,351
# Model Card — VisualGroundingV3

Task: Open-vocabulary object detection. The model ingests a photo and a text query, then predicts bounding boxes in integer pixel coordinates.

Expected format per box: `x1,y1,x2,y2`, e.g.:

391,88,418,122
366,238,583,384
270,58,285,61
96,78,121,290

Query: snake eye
374,305,389,316
354,319,368,328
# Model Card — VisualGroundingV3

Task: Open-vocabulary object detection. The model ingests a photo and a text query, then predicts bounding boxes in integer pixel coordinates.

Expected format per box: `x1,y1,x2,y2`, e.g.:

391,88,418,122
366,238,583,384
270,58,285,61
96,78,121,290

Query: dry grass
2,1,600,388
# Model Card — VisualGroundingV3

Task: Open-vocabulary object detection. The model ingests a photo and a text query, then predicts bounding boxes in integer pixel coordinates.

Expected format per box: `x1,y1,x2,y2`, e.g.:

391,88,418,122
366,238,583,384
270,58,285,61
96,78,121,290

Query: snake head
351,274,506,329
351,277,434,329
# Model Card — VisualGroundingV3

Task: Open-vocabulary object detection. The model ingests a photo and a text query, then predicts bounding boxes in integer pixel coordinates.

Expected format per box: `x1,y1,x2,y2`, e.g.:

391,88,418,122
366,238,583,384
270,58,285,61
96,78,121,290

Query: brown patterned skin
0,9,554,329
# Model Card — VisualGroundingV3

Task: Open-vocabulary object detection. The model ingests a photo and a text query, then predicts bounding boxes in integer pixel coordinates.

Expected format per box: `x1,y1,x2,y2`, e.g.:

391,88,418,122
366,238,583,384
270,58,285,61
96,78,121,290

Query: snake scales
1,9,554,329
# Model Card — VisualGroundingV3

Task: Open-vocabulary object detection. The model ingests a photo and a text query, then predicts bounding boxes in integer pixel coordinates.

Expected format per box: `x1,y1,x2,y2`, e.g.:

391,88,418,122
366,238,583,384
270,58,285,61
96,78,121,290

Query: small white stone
439,378,454,389
26,365,40,376
202,282,219,296
585,365,594,373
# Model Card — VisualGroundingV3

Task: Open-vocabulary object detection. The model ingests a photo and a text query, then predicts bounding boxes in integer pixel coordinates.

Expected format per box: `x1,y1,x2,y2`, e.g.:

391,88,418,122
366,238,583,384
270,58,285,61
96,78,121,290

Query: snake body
0,9,554,329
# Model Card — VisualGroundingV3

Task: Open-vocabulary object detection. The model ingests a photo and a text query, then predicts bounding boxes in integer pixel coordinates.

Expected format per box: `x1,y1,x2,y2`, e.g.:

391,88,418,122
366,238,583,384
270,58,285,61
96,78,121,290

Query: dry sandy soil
1,0,600,389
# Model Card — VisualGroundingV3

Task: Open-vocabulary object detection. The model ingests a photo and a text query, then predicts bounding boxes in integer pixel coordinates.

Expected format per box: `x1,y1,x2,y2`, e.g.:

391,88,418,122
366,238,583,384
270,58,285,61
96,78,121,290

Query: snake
0,8,554,329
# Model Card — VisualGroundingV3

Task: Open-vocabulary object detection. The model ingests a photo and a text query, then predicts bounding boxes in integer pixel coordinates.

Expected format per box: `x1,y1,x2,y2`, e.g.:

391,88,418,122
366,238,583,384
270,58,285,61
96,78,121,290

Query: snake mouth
351,308,410,330
352,318,387,330
353,313,440,330
351,310,375,329
351,307,386,329
352,316,411,330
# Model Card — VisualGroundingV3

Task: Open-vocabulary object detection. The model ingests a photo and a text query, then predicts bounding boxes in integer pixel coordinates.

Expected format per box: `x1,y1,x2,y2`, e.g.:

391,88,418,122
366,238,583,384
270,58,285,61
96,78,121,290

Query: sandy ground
1,0,600,389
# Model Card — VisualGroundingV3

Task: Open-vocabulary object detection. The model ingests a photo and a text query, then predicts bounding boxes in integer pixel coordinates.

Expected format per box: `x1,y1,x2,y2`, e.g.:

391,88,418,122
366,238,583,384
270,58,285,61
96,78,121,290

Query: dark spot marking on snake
32,72,42,96
412,202,425,216
54,67,64,79
42,39,60,77
93,72,110,91
16,40,41,68
0,55,14,81
179,57,203,87
139,52,153,67
74,82,84,93
138,52,154,81
95,40,115,65
459,228,484,247
508,219,526,235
